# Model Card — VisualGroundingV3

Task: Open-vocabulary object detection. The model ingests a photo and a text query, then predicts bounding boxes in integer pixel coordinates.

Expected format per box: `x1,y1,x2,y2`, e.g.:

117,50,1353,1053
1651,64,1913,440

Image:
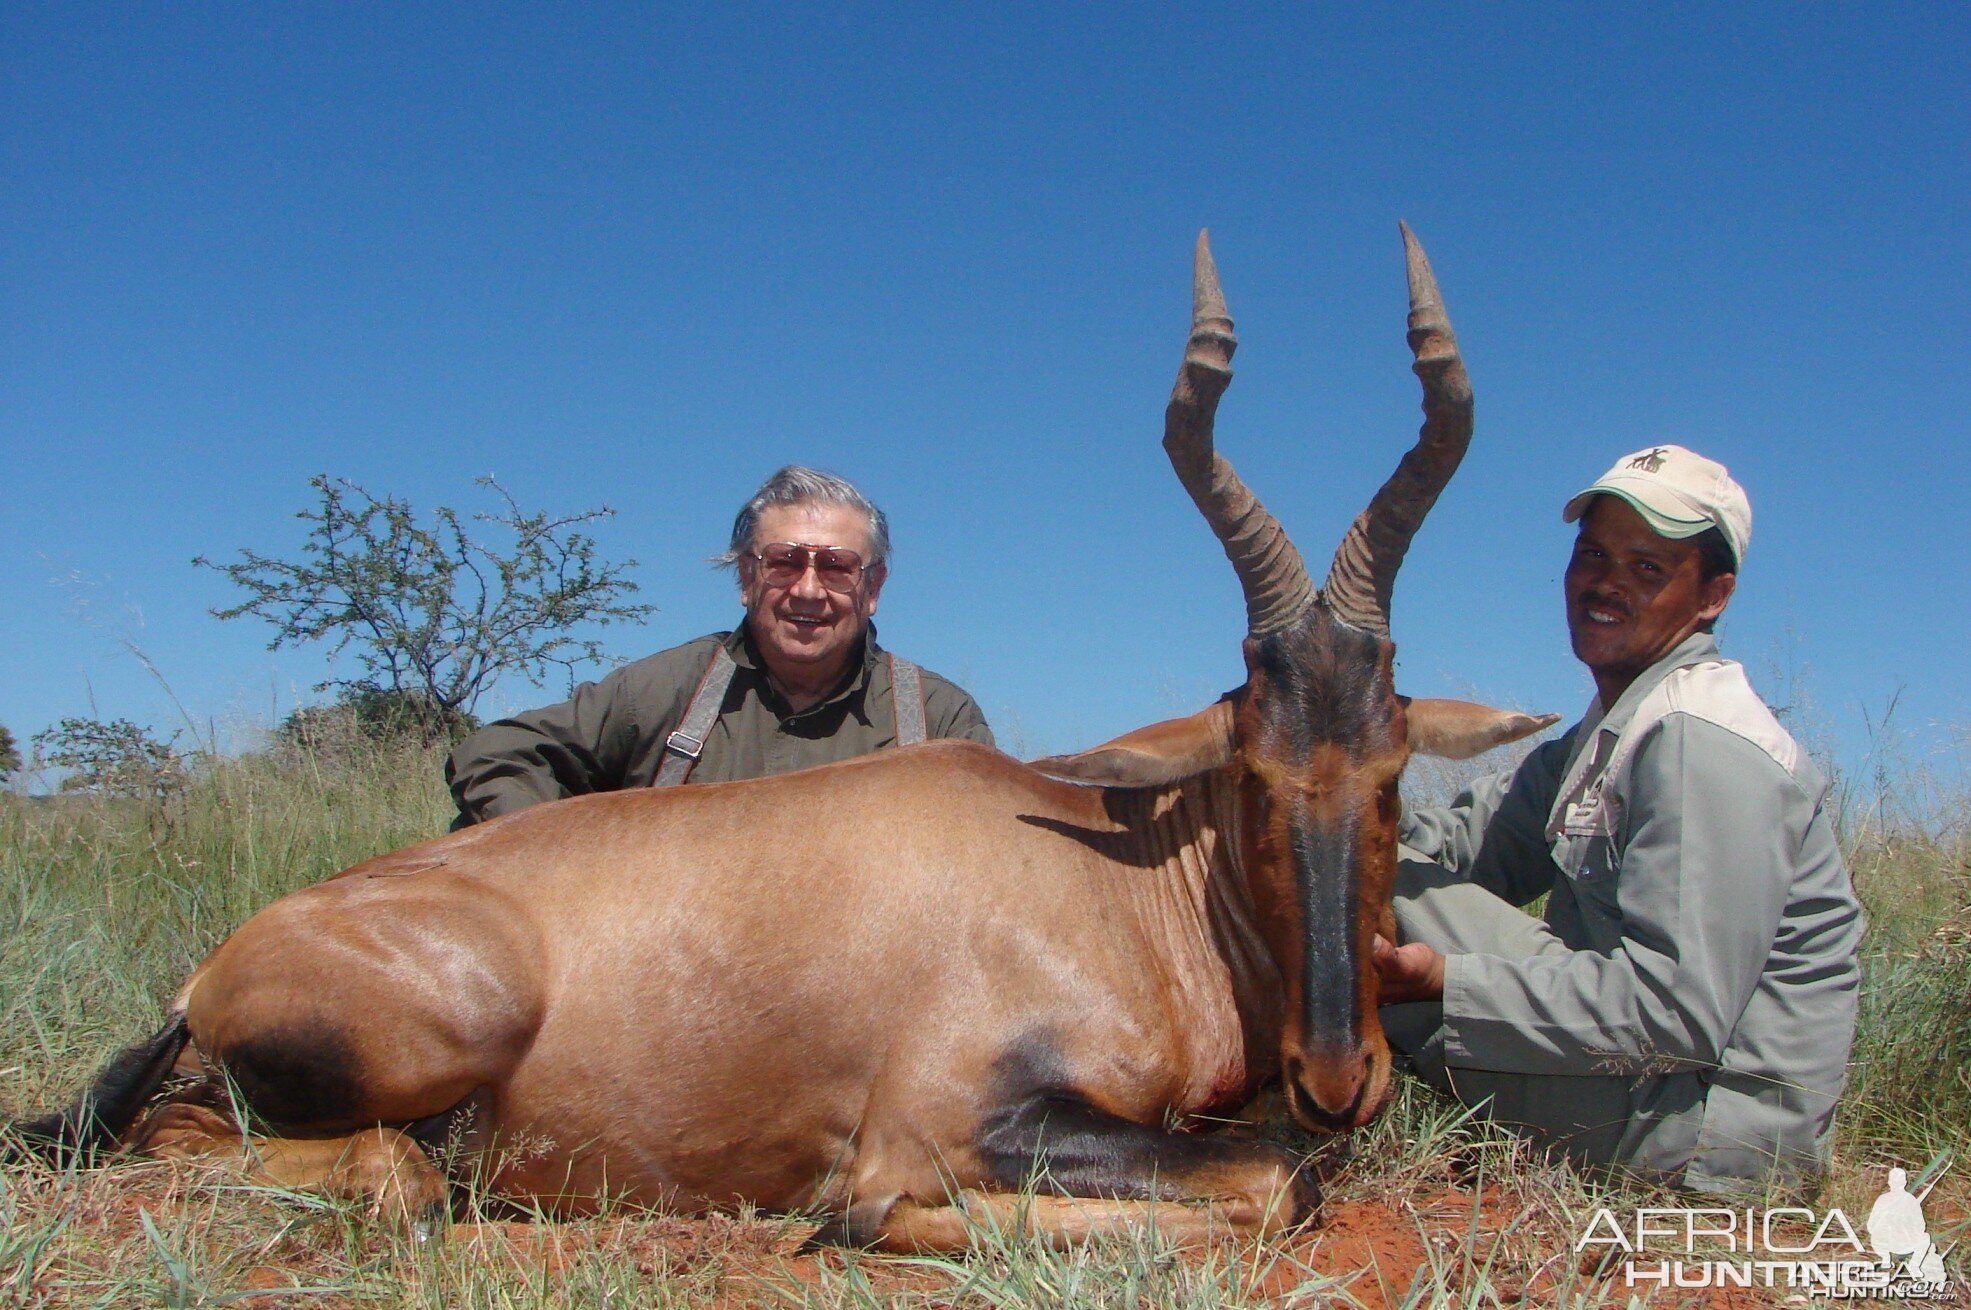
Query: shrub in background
28,717,188,803
276,687,480,762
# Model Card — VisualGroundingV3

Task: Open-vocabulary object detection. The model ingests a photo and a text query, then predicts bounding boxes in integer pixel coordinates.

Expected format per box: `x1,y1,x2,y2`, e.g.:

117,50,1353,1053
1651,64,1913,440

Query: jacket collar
1546,632,1726,842
1580,631,1722,740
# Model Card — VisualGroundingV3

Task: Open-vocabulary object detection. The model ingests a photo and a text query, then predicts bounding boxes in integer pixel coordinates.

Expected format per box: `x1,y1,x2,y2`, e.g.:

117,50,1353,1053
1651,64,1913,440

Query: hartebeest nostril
1283,1052,1374,1132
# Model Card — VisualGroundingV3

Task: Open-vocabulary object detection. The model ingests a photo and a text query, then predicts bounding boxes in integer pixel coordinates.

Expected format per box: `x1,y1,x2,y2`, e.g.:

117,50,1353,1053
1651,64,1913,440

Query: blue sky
4,5,1966,782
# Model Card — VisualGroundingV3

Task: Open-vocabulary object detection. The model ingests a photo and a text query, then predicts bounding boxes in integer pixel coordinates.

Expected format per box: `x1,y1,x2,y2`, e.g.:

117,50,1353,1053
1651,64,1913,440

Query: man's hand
1373,934,1446,1004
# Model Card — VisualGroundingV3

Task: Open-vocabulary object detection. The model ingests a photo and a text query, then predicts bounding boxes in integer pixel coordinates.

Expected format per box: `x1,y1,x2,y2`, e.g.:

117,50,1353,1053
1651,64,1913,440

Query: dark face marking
1289,797,1359,1049
1237,608,1405,1127
1244,613,1402,770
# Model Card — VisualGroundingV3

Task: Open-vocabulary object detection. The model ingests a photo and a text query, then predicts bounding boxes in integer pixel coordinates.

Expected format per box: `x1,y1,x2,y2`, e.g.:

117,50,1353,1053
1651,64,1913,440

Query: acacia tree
197,476,655,725
0,724,20,785
32,717,187,801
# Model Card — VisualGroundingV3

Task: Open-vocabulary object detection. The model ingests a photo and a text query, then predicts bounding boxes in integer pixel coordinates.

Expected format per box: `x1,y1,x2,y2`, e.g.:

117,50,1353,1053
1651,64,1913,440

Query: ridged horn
1320,222,1473,639
1163,231,1316,635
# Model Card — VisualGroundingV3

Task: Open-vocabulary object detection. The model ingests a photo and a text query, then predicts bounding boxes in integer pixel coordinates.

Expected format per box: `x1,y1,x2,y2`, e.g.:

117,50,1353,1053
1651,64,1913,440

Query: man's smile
1579,598,1628,626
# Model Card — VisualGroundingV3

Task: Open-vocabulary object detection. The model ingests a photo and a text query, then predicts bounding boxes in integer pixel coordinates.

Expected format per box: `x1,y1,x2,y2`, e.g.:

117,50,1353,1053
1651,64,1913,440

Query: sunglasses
750,542,868,593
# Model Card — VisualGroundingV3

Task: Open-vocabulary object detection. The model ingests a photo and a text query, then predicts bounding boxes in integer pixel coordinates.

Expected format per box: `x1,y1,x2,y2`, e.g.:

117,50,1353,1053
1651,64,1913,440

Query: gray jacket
1400,633,1864,1191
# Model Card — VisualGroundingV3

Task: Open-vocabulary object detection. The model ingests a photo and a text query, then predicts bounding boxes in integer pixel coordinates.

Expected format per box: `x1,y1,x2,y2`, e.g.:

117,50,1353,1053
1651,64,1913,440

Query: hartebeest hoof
799,1197,898,1253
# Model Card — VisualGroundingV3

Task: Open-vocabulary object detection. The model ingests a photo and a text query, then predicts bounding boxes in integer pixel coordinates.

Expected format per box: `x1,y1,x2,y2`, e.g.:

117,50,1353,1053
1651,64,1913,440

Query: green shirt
447,625,994,825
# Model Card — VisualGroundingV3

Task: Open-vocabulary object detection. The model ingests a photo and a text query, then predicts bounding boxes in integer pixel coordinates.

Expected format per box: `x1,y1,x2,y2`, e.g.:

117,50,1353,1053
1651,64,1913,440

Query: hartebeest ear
1029,698,1237,787
1402,698,1561,760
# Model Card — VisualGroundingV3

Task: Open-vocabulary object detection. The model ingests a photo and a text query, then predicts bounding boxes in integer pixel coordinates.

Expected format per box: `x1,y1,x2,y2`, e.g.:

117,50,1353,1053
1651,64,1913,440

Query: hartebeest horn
1164,231,1317,635
1320,222,1474,639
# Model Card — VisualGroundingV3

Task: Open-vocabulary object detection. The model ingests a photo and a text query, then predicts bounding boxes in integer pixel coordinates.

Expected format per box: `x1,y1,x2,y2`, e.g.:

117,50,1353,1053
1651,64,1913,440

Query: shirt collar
727,621,885,718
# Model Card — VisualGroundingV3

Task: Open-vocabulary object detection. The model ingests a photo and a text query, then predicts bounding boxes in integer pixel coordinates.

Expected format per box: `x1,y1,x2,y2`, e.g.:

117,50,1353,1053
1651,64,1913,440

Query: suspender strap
659,644,924,786
890,654,927,747
654,646,739,787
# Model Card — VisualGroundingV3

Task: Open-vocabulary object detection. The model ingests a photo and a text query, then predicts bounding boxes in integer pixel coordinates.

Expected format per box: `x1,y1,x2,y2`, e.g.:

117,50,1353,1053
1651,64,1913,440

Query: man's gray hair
717,466,891,569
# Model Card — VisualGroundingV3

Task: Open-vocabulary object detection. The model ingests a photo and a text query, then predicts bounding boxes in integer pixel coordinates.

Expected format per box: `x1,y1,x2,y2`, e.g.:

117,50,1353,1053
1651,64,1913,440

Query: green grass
1,740,452,1112
2,731,1966,1306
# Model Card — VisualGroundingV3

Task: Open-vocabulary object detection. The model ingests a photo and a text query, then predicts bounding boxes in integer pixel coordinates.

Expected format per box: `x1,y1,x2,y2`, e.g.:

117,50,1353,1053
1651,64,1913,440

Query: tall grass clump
1,727,455,1114
1830,720,1971,1168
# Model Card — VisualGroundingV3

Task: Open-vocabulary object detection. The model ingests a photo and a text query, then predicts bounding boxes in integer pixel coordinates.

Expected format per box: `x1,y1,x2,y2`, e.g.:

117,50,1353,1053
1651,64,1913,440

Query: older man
447,466,993,825
1374,445,1863,1195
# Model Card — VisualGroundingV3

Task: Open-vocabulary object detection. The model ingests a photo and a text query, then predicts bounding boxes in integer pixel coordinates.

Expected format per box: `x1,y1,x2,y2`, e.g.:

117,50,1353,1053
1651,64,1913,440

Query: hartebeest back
15,228,1552,1250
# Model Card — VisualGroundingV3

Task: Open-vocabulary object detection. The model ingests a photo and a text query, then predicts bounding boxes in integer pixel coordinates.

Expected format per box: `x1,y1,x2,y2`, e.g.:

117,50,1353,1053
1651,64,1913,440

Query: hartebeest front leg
813,1096,1318,1252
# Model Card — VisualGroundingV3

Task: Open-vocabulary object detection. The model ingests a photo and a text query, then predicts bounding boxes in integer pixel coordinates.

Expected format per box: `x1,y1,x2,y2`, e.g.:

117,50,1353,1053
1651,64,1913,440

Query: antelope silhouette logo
1626,447,1670,473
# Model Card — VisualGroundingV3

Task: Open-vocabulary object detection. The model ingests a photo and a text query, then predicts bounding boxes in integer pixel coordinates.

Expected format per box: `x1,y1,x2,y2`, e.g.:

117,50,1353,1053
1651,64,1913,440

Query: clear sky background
4,5,1966,784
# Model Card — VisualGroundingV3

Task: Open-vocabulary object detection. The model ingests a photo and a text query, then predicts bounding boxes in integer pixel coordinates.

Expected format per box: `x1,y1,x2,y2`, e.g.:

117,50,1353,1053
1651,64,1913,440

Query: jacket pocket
1551,830,1621,884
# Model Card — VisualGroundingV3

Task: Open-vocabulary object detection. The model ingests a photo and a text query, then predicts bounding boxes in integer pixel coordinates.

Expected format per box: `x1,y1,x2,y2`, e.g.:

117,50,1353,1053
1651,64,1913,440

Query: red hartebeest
14,228,1553,1250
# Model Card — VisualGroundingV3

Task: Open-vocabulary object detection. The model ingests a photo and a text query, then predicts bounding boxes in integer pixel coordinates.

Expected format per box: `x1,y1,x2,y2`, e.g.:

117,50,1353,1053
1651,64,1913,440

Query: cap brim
1562,483,1715,540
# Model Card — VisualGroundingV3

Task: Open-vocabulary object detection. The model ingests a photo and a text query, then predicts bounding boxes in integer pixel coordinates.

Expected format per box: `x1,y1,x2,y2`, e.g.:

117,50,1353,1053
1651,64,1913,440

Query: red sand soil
14,1166,1819,1308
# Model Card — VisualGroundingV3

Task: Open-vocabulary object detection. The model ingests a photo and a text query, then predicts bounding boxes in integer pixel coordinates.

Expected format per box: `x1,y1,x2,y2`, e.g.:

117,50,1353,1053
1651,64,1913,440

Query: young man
1375,445,1863,1195
447,466,992,825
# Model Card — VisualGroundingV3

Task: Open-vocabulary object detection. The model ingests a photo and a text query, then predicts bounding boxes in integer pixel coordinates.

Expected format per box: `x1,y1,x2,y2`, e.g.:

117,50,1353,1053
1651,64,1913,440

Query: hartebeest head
1040,228,1552,1132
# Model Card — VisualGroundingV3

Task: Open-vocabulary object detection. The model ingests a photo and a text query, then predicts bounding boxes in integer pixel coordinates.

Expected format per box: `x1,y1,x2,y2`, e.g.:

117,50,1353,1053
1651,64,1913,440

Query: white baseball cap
1562,444,1751,568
